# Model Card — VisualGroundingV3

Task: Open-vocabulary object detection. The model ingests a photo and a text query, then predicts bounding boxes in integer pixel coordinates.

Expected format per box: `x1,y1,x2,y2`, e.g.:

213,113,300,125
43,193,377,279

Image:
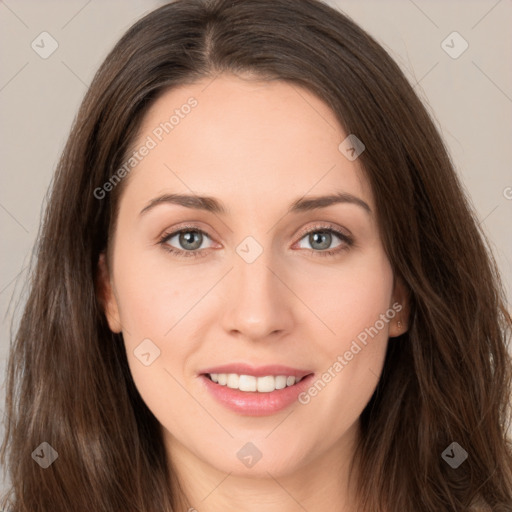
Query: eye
294,224,353,257
159,225,214,258
158,223,354,259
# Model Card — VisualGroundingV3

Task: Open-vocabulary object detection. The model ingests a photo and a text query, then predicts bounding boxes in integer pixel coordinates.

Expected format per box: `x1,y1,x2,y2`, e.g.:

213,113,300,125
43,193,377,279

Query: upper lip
200,363,313,380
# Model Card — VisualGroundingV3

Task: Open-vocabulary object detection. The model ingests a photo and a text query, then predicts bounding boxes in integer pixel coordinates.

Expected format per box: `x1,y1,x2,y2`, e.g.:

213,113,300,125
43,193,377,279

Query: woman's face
99,74,407,481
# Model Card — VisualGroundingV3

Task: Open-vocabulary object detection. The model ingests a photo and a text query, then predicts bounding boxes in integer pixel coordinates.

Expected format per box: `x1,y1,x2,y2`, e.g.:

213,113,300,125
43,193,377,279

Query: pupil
182,231,201,249
312,231,330,250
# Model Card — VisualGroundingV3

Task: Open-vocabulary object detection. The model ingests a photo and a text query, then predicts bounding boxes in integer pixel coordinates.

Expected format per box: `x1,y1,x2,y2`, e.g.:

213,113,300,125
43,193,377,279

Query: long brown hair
2,0,511,510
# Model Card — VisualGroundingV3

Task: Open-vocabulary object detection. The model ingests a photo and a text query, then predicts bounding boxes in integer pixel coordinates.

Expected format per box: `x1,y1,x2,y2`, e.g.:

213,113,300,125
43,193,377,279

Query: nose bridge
221,237,293,339
236,244,275,298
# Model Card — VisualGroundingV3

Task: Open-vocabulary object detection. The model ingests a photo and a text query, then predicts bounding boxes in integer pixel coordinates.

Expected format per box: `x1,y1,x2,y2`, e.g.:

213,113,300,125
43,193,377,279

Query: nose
220,249,295,342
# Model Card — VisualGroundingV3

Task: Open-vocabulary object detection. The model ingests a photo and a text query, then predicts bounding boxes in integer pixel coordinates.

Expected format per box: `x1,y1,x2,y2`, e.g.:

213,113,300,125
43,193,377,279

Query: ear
96,252,122,333
388,276,410,338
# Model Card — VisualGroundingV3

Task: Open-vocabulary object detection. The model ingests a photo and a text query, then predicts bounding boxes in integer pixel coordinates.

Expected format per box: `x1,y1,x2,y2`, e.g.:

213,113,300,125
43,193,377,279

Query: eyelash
158,223,354,259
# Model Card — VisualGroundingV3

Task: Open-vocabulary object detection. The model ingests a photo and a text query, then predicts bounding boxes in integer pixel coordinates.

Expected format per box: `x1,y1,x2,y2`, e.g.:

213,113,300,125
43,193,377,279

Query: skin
98,73,409,512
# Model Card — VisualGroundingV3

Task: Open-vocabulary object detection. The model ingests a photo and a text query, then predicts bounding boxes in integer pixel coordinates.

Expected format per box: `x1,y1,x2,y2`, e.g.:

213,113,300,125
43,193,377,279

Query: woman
1,0,511,510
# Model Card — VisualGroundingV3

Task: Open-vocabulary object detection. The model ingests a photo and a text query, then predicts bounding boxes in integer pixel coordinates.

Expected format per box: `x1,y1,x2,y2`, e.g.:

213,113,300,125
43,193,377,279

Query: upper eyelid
294,223,351,240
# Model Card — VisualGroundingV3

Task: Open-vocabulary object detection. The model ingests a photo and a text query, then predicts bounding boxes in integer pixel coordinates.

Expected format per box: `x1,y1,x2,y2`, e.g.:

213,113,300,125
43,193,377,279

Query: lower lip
200,374,315,416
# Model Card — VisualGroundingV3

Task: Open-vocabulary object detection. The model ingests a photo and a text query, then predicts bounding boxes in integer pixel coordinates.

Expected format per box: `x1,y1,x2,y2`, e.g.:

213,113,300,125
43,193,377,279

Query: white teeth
257,375,275,393
226,373,239,389
275,375,287,389
238,374,257,392
208,373,304,392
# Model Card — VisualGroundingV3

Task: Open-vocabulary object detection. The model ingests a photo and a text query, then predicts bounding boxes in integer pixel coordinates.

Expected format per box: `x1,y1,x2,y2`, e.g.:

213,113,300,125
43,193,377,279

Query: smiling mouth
203,373,310,393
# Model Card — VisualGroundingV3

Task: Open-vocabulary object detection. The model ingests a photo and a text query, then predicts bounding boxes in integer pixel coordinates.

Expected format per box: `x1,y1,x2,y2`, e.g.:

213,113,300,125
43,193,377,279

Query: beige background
1,0,511,496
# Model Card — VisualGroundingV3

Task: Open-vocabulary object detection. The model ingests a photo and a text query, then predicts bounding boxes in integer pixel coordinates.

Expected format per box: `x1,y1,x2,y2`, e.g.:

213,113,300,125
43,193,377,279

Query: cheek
296,248,395,355
294,250,394,417
112,255,204,439
111,242,211,341
110,242,217,410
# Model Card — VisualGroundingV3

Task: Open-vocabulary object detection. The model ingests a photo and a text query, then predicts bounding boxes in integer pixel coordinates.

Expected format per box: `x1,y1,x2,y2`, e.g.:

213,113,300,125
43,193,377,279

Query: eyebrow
139,191,371,217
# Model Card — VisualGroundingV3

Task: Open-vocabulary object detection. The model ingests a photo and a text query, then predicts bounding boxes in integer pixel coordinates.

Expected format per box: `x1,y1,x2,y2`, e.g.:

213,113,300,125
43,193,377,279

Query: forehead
121,74,373,215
